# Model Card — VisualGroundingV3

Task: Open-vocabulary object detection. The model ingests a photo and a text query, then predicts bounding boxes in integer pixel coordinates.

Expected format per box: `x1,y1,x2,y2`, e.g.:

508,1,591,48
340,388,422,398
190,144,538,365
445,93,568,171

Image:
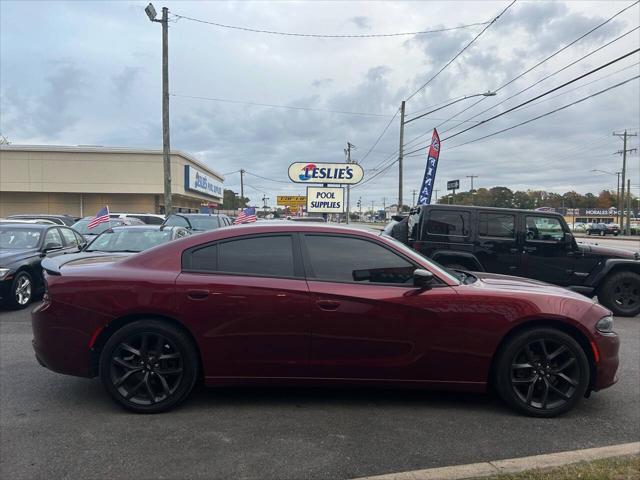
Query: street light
396,91,496,213
144,3,172,216
591,169,622,224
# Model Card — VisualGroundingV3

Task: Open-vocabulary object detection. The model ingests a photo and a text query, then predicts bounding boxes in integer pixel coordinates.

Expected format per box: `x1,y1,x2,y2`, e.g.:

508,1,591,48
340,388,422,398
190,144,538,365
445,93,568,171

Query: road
0,306,638,480
575,235,640,252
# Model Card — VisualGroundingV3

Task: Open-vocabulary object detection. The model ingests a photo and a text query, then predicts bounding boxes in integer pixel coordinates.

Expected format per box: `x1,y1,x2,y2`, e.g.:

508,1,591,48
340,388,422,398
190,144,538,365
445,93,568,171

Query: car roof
0,222,52,230
419,204,565,217
8,213,74,218
170,213,227,217
101,225,181,232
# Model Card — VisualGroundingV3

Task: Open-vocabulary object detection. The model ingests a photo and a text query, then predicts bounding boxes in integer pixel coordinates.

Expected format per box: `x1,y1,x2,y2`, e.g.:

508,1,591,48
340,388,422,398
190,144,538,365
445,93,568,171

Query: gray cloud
349,16,371,30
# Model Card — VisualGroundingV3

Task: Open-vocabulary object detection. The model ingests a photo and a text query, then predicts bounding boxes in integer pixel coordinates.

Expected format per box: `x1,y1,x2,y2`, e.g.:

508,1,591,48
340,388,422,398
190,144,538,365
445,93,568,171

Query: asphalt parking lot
0,305,638,480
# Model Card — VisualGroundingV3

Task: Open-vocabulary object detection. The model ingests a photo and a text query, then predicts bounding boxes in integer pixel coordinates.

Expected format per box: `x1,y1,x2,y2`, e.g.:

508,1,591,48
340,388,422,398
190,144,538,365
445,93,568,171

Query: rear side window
525,216,564,241
478,213,515,238
426,210,470,237
304,235,415,284
186,235,295,277
164,215,190,228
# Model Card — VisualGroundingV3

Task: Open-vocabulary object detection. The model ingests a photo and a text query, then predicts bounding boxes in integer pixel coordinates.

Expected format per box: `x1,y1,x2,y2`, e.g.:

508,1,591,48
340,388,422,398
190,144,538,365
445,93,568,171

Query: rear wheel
599,271,640,317
99,320,199,413
8,271,33,309
600,230,606,236
494,328,590,417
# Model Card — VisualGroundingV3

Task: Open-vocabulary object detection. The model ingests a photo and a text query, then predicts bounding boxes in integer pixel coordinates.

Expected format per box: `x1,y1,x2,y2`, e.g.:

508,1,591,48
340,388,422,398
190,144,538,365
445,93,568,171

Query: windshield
0,228,42,249
86,229,173,252
165,215,220,231
72,218,124,235
380,233,461,284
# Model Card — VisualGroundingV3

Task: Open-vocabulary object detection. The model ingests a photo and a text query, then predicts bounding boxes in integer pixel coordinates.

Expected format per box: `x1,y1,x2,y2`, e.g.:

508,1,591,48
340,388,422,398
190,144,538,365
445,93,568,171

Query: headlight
596,315,614,333
0,268,11,280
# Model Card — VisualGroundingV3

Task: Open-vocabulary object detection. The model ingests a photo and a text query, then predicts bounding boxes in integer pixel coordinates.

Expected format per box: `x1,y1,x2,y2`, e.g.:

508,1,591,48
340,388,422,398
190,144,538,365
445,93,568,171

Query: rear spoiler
41,252,132,276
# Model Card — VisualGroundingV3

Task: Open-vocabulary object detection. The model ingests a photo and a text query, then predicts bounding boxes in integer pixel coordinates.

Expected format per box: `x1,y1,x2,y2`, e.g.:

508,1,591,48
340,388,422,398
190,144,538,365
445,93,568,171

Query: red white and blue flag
417,129,441,205
234,207,257,224
87,206,110,229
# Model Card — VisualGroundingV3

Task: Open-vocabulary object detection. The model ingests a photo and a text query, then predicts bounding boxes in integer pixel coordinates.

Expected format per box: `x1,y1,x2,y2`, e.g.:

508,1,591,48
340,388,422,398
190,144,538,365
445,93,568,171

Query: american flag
234,207,257,224
87,206,110,229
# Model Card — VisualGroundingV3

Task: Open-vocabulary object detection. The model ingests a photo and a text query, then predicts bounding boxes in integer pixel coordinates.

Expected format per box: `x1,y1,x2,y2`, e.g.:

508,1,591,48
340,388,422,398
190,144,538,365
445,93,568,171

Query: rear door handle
187,289,209,300
317,299,340,311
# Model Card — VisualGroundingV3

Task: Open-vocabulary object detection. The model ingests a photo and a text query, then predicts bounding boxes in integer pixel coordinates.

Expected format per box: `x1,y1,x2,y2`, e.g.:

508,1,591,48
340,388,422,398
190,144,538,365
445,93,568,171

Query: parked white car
108,213,165,225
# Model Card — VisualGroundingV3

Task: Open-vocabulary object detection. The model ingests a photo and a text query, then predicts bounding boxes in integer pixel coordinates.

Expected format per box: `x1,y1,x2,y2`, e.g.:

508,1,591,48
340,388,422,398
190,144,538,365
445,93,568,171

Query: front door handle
187,289,209,300
317,299,340,311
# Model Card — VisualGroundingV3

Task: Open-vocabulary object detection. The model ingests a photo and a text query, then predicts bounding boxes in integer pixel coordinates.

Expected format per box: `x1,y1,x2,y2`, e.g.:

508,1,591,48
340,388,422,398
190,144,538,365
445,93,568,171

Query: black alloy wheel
600,271,640,317
99,320,198,413
495,328,589,417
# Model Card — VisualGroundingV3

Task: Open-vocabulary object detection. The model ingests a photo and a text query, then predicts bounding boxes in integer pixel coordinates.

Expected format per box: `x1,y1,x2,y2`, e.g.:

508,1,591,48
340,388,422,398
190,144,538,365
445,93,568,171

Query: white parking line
353,442,640,480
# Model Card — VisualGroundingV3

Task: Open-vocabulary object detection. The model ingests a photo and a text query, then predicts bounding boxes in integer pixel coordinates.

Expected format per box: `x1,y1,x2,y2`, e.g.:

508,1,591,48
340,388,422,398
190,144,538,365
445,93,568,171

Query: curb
353,442,640,480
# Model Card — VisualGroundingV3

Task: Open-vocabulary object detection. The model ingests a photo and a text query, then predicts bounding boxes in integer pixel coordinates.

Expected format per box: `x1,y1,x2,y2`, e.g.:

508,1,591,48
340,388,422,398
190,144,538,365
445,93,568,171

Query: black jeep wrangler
386,205,640,317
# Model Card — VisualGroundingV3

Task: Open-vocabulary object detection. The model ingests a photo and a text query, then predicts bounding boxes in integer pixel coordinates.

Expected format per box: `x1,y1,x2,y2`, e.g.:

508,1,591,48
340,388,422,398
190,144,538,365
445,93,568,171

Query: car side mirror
43,242,63,252
413,269,435,289
563,232,574,245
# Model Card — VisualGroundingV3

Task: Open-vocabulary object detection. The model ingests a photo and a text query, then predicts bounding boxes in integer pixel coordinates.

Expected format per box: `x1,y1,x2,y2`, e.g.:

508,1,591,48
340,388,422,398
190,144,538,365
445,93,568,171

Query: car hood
576,242,639,259
470,272,588,299
41,251,133,275
0,248,40,267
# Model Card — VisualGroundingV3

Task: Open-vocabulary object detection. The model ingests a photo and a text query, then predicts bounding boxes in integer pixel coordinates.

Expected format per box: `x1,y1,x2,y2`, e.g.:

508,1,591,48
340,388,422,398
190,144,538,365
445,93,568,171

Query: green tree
222,189,250,210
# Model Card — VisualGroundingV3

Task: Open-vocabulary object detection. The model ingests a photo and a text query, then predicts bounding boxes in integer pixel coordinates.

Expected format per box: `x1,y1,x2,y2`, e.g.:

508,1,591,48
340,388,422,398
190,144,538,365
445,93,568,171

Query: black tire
600,230,605,236
494,328,590,417
99,319,199,413
587,231,591,236
8,271,33,309
598,271,640,317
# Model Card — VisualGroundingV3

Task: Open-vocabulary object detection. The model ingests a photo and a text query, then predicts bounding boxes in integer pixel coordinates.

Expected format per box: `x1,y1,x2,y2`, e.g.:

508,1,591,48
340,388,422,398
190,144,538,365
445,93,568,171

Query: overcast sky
1,0,639,209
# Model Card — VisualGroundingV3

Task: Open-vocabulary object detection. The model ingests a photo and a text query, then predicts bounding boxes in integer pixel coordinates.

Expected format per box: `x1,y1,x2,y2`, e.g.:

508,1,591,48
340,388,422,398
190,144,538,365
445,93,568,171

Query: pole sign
288,162,364,185
306,187,344,213
447,179,460,190
277,195,307,208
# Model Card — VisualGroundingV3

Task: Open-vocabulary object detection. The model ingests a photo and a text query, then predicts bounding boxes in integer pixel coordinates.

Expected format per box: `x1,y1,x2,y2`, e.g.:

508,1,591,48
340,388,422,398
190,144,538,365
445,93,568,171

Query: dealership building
0,145,224,218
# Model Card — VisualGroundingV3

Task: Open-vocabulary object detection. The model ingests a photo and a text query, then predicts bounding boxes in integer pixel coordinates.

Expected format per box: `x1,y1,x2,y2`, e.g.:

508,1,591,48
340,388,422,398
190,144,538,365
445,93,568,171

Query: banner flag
417,129,441,205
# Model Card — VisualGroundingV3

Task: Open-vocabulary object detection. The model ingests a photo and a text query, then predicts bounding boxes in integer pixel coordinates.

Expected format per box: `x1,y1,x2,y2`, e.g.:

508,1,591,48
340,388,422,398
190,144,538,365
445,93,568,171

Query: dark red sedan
32,223,619,416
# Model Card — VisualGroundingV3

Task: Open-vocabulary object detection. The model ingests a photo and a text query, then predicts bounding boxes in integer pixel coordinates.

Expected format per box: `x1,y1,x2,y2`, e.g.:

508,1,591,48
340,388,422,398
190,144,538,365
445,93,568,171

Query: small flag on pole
234,207,257,224
87,206,110,229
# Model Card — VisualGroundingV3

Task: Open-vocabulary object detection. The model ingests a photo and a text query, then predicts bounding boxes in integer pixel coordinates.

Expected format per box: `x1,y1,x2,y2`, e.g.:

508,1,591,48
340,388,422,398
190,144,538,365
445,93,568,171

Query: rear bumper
592,332,620,391
31,300,95,378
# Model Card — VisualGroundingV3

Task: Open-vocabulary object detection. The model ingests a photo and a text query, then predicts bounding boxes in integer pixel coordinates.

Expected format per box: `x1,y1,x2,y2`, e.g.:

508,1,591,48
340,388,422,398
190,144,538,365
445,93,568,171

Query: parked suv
387,205,640,317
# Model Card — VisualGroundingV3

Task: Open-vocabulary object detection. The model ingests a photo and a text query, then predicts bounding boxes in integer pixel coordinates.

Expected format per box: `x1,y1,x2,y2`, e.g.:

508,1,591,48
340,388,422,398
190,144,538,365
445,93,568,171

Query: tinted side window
426,210,470,237
525,216,564,241
218,236,294,277
478,213,515,238
59,228,79,247
191,244,218,271
164,215,190,228
304,235,415,284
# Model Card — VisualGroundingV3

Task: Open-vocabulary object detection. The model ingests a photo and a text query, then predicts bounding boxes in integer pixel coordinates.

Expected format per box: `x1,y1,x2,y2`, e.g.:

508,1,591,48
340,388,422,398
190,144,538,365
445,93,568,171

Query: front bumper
0,278,11,302
592,331,620,391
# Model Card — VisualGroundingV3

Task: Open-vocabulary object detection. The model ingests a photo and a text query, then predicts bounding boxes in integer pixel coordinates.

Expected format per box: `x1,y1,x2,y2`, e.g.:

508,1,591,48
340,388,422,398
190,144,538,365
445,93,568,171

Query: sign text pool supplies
306,187,345,213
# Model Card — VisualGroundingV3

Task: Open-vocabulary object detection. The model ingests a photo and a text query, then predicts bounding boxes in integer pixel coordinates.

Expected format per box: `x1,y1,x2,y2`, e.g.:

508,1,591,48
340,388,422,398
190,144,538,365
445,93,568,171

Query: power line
446,75,640,150
438,48,640,144
170,93,394,118
244,170,291,184
436,0,640,131
404,0,516,102
170,13,491,38
357,108,400,164
443,24,640,130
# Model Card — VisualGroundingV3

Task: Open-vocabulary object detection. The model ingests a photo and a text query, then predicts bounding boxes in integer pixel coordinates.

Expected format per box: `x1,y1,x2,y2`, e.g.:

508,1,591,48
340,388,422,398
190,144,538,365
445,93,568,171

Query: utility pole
398,101,405,214
411,189,416,207
467,175,478,205
370,200,375,220
344,142,355,224
626,179,631,234
145,3,172,215
261,195,270,216
434,189,439,204
240,169,245,209
614,130,638,234
382,197,386,219
616,171,621,225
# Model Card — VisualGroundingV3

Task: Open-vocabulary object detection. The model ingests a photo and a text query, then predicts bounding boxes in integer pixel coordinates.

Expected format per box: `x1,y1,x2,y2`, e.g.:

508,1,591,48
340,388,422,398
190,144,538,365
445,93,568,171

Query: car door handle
187,289,209,300
317,300,340,311
523,246,537,253
509,248,519,254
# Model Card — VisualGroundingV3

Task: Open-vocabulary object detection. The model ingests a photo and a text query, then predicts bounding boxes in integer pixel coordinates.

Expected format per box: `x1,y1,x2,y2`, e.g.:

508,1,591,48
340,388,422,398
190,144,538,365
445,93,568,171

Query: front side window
478,213,515,238
525,216,564,241
426,210,470,237
59,228,79,247
304,235,416,284
44,228,63,247
163,215,190,228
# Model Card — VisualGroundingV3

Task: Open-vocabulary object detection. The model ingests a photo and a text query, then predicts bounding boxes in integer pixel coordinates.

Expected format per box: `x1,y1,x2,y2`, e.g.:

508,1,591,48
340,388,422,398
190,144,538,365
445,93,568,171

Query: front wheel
8,271,33,309
99,320,199,413
494,328,590,417
598,271,640,317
